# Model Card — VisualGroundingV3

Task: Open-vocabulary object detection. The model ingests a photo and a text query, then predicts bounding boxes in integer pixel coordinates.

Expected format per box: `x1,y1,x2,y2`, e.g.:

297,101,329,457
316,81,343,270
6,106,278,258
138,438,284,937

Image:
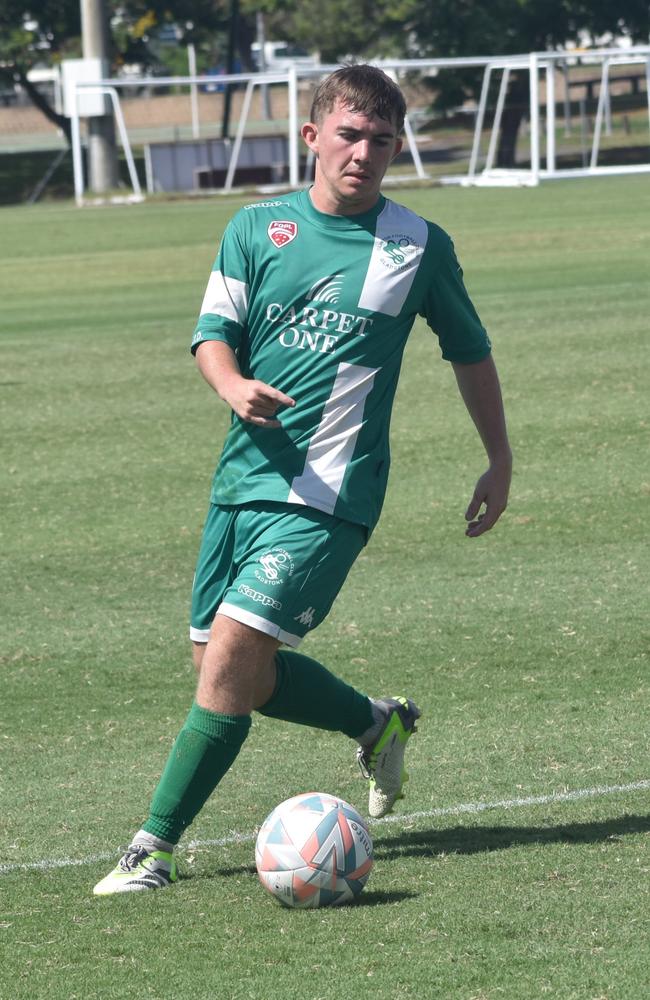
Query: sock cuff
134,828,176,853
188,702,251,744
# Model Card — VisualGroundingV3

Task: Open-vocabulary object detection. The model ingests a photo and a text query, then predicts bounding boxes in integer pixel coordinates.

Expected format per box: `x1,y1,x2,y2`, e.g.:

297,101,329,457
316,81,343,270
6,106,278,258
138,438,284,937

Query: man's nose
353,139,371,162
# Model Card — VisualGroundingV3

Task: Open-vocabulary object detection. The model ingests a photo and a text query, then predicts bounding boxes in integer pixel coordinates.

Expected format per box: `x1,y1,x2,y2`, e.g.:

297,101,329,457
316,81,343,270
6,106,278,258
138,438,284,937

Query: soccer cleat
357,696,421,819
93,844,178,896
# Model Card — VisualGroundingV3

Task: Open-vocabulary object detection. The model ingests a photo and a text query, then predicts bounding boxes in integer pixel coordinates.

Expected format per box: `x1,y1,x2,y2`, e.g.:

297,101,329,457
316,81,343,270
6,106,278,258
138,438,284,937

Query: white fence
67,46,650,204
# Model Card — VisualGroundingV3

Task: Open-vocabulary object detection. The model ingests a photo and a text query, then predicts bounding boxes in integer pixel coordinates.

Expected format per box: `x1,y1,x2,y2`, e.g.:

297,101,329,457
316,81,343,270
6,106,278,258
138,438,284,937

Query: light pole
80,0,119,191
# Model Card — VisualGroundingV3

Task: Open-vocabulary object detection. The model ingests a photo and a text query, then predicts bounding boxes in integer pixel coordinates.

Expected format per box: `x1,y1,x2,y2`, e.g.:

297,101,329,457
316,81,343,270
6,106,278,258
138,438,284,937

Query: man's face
301,101,403,215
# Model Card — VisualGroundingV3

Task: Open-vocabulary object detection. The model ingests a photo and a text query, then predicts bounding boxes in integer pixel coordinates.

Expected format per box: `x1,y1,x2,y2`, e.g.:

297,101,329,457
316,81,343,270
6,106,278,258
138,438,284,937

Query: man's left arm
452,355,513,538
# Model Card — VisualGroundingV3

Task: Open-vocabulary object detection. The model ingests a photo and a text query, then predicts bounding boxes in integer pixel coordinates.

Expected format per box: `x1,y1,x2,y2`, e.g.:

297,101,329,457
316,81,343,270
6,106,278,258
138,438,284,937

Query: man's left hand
465,461,512,538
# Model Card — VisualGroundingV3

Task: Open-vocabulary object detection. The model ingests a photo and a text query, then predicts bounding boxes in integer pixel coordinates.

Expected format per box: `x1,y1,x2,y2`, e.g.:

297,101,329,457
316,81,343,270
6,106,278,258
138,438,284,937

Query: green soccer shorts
190,501,366,647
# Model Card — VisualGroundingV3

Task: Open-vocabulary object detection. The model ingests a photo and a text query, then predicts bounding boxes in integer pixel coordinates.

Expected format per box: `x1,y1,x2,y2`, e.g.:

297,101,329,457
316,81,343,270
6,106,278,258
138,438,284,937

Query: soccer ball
255,792,373,908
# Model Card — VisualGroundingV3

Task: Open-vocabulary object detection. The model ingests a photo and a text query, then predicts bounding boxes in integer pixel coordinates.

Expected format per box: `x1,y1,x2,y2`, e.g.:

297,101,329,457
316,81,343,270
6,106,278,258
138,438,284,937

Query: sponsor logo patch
307,274,345,304
268,221,298,248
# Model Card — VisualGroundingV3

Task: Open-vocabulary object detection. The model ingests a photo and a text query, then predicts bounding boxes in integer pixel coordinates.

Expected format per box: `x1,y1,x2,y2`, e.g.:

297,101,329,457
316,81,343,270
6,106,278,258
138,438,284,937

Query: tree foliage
244,0,412,63
1,0,647,152
389,0,650,165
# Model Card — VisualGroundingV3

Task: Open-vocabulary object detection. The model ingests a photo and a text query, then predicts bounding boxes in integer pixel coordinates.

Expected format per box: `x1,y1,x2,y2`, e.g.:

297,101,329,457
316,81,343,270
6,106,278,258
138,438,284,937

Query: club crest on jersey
268,221,297,248
379,233,419,271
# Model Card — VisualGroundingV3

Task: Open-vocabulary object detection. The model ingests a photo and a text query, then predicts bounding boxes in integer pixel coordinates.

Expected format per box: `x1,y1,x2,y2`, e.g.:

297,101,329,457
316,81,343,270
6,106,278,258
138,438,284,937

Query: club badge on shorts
268,221,298,248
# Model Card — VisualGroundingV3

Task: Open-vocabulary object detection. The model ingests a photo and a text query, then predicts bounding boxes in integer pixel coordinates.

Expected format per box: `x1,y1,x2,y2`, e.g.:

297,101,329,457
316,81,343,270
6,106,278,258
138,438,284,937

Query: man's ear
301,121,319,154
391,137,404,161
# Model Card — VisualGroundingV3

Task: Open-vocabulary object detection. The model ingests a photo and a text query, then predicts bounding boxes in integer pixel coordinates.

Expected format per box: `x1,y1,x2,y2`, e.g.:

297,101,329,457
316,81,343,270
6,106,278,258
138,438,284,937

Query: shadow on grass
177,814,650,902
372,812,650,860
351,888,417,906
181,864,415,905
181,863,416,905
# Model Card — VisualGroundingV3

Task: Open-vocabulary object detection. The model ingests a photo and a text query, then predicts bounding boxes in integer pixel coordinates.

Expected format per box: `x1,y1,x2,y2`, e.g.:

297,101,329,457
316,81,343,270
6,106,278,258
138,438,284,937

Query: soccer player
94,65,512,894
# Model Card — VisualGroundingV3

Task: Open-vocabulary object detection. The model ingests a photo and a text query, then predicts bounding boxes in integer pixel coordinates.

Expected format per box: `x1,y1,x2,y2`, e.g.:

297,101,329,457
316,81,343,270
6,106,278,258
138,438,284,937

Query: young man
94,65,511,895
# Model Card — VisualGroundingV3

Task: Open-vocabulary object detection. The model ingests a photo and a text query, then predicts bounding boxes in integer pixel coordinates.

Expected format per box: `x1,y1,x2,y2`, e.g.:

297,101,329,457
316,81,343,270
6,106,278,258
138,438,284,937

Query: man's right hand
195,340,295,427
223,376,296,428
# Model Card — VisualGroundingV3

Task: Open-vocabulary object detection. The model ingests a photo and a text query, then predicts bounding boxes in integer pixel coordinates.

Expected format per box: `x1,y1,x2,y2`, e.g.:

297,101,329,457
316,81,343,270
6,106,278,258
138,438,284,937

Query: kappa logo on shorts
268,221,298,248
255,548,295,586
238,584,282,611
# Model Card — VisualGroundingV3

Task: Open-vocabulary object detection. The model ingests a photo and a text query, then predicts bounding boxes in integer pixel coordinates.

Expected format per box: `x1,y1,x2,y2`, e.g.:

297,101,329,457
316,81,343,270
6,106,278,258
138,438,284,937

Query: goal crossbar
67,45,650,203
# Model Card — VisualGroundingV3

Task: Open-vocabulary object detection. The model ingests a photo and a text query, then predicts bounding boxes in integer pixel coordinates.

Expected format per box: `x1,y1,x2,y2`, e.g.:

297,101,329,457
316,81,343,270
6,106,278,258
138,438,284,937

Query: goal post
65,45,650,204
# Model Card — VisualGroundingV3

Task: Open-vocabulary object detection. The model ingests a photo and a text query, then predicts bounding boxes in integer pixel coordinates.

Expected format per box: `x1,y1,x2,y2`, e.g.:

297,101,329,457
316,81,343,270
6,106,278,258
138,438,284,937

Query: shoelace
356,746,375,779
118,846,150,872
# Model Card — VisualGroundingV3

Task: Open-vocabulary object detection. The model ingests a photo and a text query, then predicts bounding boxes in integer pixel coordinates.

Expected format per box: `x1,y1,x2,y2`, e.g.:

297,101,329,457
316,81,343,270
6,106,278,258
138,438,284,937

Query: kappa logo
294,607,315,627
238,584,282,611
268,220,298,248
255,548,295,586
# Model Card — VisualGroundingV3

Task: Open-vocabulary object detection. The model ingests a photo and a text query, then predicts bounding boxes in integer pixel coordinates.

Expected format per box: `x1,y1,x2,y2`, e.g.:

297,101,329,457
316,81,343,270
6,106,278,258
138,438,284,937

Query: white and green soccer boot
93,844,178,896
357,696,421,819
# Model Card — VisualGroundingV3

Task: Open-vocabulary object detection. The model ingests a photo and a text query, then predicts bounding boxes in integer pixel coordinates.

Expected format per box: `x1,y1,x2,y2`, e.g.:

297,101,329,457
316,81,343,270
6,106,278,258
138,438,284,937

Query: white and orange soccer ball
255,792,373,908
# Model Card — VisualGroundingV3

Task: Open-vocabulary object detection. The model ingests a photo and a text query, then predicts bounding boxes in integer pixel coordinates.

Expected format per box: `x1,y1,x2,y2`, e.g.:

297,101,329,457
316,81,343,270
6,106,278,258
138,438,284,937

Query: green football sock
143,702,251,844
257,649,374,739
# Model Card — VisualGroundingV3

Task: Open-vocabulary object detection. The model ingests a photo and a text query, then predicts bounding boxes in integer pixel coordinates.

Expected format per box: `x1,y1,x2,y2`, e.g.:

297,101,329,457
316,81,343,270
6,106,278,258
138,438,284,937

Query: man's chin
339,182,379,208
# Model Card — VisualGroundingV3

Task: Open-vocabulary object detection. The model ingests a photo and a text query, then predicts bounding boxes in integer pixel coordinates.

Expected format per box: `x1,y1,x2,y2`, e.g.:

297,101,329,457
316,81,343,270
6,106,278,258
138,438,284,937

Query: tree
0,0,231,144
3,0,647,163
250,0,649,166
244,0,410,63
386,0,650,165
0,0,81,143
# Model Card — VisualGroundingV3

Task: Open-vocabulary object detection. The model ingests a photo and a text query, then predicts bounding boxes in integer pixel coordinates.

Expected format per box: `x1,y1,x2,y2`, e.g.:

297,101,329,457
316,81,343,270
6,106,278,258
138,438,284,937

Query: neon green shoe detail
357,696,421,819
93,845,178,896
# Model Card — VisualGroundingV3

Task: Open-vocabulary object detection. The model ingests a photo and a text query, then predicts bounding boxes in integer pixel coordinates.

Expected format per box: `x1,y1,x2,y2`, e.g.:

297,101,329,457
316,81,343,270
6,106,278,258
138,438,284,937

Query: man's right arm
195,340,295,429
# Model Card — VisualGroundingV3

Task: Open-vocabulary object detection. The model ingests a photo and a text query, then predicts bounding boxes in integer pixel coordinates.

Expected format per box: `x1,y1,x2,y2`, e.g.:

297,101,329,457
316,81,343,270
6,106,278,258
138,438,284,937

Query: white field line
1,778,649,877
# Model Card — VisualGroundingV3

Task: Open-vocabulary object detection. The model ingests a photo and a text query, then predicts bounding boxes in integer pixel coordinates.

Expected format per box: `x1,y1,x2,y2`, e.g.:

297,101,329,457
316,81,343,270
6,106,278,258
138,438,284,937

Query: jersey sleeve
191,216,250,355
420,234,491,364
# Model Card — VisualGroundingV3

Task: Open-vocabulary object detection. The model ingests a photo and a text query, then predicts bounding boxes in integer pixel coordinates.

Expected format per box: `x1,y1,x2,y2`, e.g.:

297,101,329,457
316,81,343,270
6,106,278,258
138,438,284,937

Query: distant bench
145,135,296,193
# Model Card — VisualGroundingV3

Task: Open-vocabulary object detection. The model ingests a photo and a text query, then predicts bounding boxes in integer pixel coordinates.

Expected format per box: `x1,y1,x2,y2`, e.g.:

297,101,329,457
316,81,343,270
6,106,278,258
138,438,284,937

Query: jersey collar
298,187,386,231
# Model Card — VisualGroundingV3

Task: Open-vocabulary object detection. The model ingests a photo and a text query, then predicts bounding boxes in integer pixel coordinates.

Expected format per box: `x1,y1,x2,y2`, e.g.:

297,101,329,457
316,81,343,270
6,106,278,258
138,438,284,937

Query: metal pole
288,66,299,188
256,11,272,120
529,52,540,184
546,61,556,174
385,68,426,179
562,60,572,136
222,0,239,139
402,114,427,179
485,67,510,172
590,58,609,168
71,97,85,205
105,87,141,196
225,78,255,190
188,43,200,139
469,64,493,178
80,0,118,191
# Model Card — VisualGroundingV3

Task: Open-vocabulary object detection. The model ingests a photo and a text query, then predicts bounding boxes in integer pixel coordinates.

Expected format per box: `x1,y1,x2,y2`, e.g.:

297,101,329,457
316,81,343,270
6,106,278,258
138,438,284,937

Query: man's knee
195,614,280,713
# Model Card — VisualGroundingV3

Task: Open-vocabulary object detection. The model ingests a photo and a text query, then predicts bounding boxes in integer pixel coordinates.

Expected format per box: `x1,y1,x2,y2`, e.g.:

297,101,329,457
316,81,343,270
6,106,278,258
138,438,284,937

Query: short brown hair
310,64,406,134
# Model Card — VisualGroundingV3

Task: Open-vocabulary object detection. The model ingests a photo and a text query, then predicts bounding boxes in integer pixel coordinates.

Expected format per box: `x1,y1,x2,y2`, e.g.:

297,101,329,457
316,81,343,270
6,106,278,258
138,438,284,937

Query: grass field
1,176,649,999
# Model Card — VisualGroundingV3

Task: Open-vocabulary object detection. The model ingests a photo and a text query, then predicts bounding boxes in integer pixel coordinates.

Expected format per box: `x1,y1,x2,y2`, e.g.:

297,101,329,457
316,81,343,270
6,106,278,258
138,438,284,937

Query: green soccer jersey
191,189,491,533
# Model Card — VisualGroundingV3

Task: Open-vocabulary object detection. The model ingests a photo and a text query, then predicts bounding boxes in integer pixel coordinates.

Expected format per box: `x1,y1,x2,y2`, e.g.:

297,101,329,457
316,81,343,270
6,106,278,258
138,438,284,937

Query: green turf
1,177,649,999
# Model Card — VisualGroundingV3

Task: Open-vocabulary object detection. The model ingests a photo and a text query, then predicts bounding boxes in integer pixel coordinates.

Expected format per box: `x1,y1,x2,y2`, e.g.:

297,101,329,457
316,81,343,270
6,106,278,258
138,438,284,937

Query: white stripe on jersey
288,362,378,515
358,201,429,317
200,270,249,324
